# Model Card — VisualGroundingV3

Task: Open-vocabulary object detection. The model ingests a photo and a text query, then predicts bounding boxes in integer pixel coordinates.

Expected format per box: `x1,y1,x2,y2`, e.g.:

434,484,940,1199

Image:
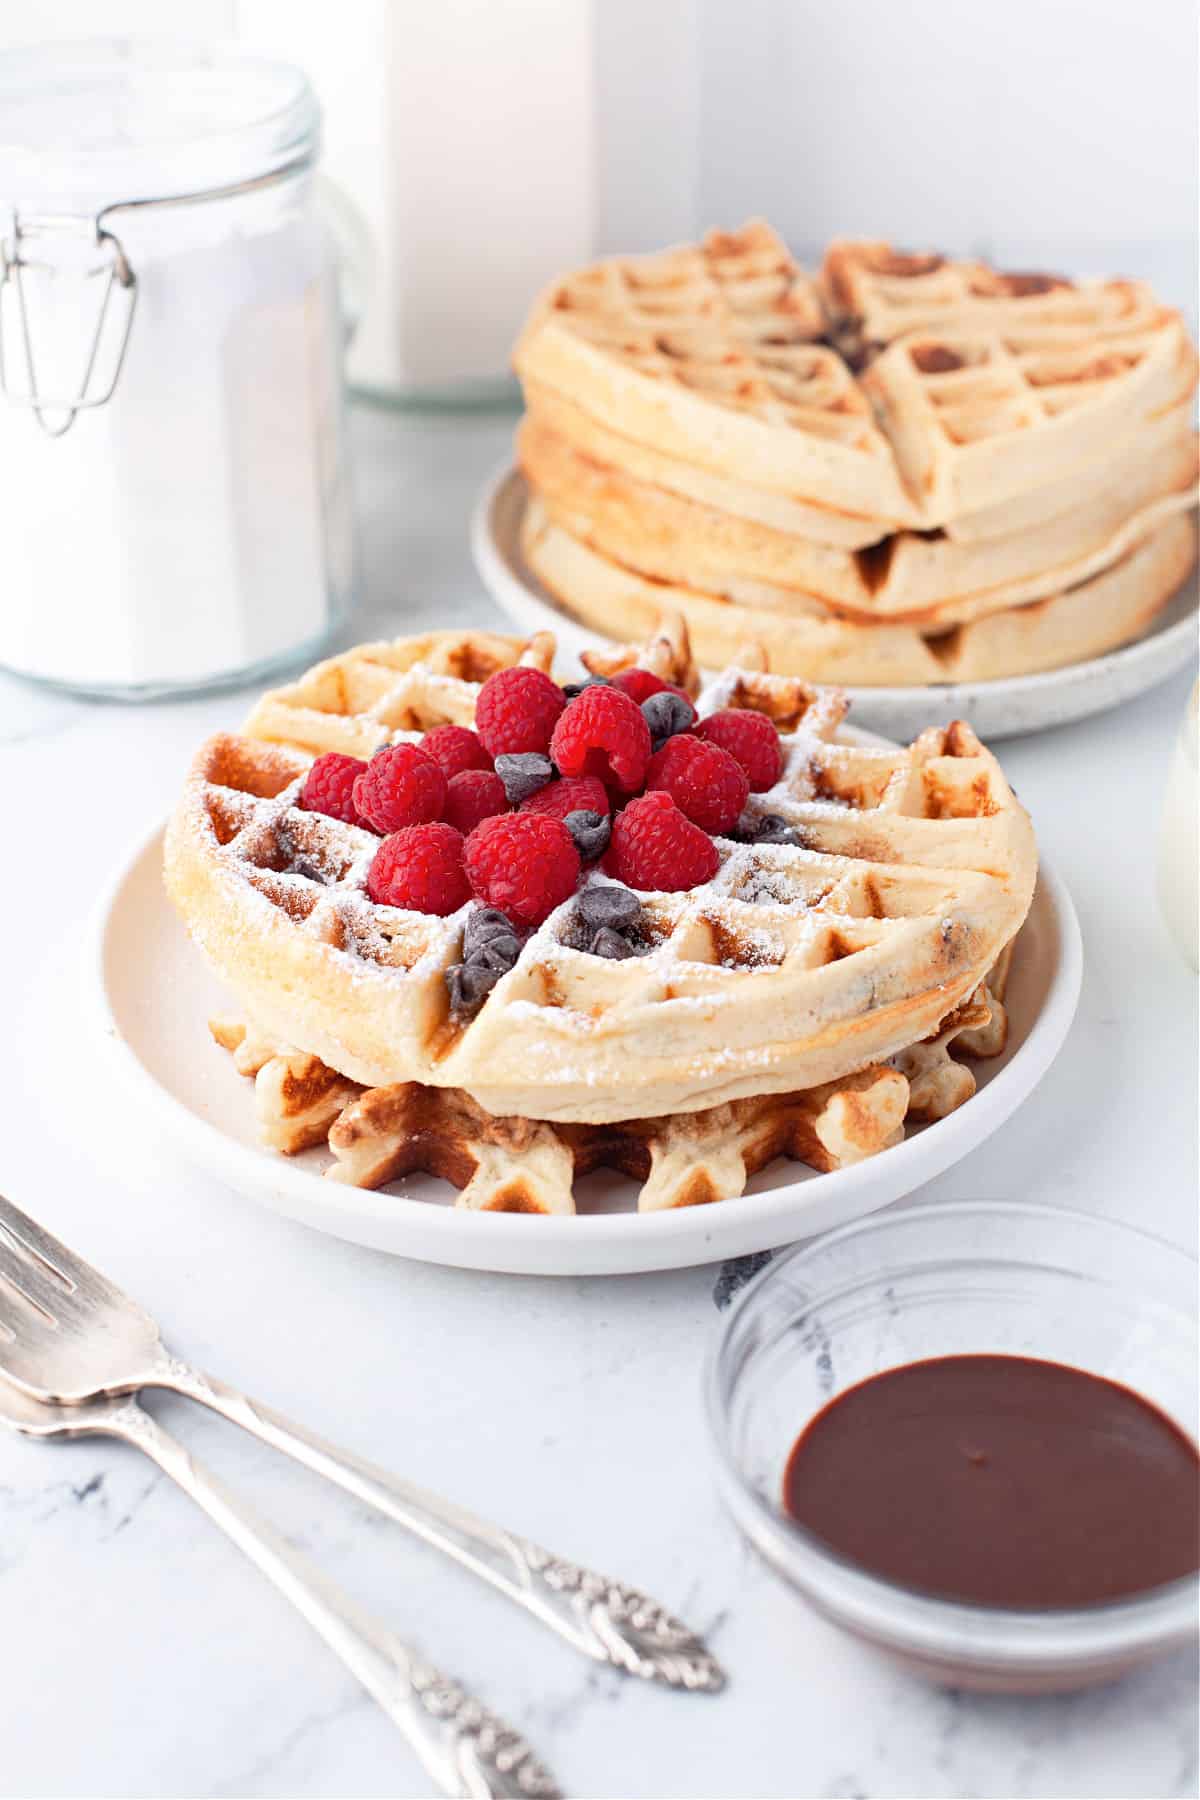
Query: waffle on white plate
521,501,1197,687
165,619,1036,1213
514,220,1198,684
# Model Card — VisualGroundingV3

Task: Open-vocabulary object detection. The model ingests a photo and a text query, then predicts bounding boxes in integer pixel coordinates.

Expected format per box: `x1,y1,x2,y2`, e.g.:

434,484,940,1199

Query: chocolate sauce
782,1355,1200,1609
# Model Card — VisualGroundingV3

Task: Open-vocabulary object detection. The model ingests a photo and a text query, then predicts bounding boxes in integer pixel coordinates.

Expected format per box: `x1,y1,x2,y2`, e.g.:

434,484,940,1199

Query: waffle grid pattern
821,239,1165,350
517,220,1198,535
166,627,1037,1123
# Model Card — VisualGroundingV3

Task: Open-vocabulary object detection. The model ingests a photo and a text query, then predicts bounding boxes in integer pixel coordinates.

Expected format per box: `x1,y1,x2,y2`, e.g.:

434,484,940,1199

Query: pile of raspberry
297,663,791,941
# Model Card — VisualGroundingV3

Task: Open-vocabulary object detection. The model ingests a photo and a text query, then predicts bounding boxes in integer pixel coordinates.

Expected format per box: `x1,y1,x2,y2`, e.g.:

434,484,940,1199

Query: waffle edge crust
163,624,1037,1125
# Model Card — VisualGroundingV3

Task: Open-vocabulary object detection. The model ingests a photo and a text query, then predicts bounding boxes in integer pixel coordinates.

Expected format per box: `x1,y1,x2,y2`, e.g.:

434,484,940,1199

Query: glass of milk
0,39,355,698
1157,681,1199,969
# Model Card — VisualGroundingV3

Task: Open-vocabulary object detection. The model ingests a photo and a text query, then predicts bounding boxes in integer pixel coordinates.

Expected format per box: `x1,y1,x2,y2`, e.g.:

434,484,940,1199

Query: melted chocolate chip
912,344,965,375
463,906,518,956
470,933,522,973
494,752,555,806
588,926,636,960
563,808,611,861
445,960,503,1018
736,809,798,846
577,884,641,931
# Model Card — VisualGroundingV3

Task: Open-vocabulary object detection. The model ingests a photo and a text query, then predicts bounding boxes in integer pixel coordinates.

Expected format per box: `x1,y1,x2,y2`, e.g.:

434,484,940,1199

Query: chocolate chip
561,675,612,700
577,884,641,931
494,752,554,806
912,344,964,375
641,691,696,749
445,960,503,1018
289,854,332,885
563,808,611,861
470,933,521,973
736,809,797,846
463,905,517,956
588,926,636,959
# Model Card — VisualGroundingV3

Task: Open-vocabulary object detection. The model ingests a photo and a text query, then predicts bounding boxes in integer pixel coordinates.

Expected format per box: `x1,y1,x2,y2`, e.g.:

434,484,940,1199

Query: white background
0,9,1196,1798
2,0,1195,329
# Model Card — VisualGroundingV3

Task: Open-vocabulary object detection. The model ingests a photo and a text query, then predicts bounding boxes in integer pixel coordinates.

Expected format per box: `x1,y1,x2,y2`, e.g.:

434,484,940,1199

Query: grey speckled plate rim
471,462,1198,743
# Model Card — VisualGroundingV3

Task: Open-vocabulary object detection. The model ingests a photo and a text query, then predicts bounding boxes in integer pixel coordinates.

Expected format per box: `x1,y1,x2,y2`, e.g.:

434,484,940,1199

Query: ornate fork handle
161,1359,725,1693
98,1395,559,1799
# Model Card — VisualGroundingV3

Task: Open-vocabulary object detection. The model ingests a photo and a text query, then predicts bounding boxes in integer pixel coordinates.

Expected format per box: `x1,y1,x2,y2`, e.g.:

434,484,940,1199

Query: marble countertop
0,403,1196,1800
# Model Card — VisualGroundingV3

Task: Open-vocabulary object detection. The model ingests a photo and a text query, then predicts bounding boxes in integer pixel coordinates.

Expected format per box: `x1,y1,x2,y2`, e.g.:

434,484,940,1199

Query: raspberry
610,668,691,707
464,813,581,927
421,723,493,780
352,742,447,834
474,666,565,758
606,792,720,892
697,709,784,792
298,753,366,825
444,768,508,835
520,774,611,821
549,685,651,794
645,735,749,836
366,823,469,914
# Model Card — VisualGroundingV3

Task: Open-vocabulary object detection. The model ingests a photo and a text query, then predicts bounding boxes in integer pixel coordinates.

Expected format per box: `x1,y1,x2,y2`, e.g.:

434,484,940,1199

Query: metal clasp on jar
0,209,138,437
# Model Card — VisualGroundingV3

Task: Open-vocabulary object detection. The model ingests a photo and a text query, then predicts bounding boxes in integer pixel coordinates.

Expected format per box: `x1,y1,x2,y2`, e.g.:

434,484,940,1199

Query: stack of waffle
514,223,1199,685
165,623,1036,1215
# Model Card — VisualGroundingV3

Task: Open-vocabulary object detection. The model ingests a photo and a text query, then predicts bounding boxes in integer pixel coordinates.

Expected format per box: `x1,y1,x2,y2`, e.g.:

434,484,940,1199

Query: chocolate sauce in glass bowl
782,1354,1200,1609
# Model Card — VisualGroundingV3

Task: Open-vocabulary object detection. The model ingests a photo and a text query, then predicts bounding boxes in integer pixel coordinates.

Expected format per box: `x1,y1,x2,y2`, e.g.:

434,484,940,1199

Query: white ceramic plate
91,811,1082,1277
471,464,1199,743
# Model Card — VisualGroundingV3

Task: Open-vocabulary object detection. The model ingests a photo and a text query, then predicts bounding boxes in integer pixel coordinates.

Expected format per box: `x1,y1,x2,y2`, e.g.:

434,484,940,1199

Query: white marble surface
0,402,1196,1800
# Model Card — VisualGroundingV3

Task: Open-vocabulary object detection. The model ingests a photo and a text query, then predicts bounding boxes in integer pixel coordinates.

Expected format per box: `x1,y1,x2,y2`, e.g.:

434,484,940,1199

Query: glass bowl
706,1200,1198,1692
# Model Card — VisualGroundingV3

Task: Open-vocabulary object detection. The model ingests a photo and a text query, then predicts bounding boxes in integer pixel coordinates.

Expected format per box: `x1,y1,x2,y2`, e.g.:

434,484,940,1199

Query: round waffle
514,221,1198,533
165,623,1037,1124
518,409,1199,627
521,501,1198,687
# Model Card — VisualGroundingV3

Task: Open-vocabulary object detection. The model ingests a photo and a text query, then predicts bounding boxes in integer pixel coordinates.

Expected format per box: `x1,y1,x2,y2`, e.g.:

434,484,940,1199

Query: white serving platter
472,464,1198,743
92,805,1082,1278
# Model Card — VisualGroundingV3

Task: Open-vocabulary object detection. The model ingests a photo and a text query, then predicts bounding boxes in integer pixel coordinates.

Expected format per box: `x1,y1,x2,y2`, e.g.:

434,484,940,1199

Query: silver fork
0,1192,724,1691
0,1377,558,1799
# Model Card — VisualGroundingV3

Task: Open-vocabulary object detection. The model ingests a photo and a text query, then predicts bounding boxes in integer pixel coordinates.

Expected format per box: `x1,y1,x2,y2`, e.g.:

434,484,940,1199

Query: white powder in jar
0,43,354,697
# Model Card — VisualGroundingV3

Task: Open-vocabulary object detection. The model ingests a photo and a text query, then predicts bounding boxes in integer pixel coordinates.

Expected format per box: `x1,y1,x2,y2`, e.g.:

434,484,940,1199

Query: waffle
522,503,1197,686
862,313,1198,524
165,624,1036,1125
514,221,922,530
208,935,1008,1212
519,409,1198,626
209,969,1006,1213
821,240,1165,355
516,222,1198,533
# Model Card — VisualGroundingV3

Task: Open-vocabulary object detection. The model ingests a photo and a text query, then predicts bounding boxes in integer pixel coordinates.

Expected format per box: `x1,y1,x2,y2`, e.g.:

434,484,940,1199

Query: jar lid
0,38,319,211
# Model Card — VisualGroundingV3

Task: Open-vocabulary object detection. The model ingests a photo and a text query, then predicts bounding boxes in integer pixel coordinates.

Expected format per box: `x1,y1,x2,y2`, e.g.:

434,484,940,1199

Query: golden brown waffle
165,624,1036,1124
519,409,1198,626
515,221,921,529
822,240,1165,355
862,316,1198,523
208,946,1009,1212
241,628,557,759
517,222,1199,546
521,503,1197,686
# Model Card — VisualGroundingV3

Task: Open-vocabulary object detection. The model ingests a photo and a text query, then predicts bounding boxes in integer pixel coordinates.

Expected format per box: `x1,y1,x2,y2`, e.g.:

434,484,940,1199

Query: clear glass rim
705,1198,1199,1669
0,37,320,208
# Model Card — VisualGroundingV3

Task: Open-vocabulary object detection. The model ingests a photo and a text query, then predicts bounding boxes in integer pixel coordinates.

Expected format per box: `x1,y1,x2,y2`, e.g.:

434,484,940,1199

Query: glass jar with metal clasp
0,38,357,698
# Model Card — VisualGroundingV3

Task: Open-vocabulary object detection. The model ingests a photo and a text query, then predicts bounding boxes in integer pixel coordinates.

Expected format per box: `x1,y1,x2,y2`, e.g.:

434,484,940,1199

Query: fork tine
0,1238,67,1322
0,1192,80,1290
0,1197,161,1402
